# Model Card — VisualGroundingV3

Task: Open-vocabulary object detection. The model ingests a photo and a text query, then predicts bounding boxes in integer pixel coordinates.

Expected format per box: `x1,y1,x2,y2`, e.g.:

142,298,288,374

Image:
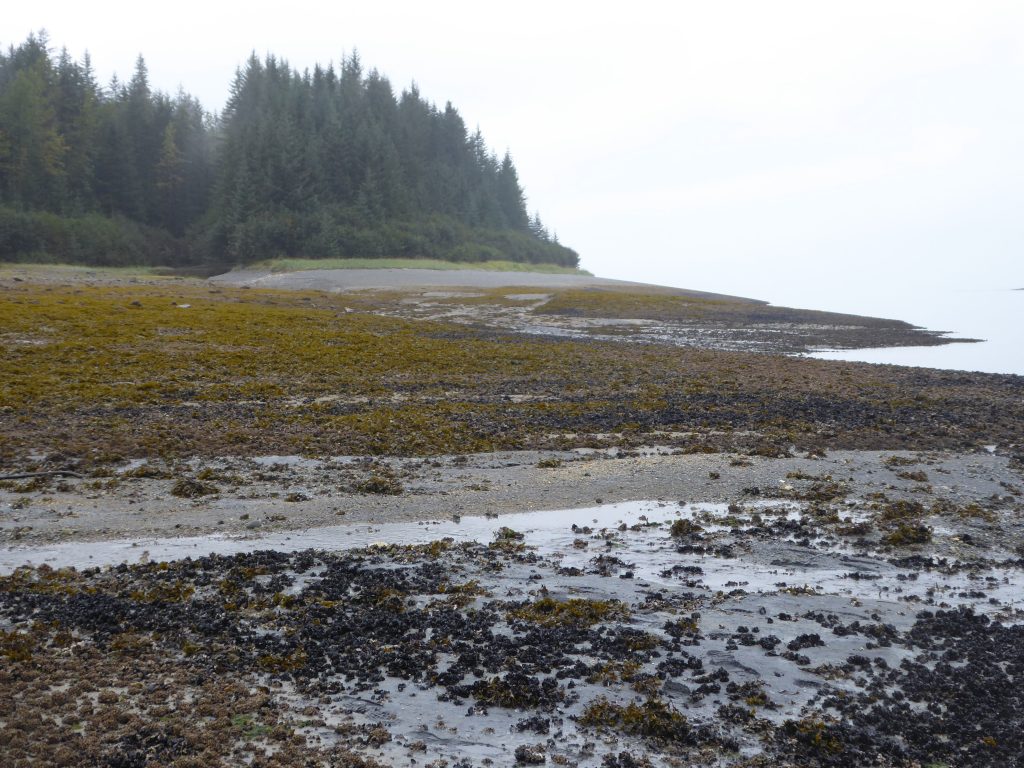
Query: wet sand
2,448,1020,552
210,267,763,302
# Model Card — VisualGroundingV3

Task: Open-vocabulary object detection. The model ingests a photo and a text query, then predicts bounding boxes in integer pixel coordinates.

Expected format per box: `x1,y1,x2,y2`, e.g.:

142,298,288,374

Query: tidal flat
3,457,1024,766
2,266,1024,767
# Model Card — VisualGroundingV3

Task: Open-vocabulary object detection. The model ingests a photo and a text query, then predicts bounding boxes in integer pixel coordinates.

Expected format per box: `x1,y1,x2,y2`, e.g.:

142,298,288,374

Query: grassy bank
1,278,1021,466
249,257,592,275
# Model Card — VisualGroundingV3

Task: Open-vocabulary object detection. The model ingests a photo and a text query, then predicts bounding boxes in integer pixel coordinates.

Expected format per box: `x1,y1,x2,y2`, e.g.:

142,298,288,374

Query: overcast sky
7,1,1023,314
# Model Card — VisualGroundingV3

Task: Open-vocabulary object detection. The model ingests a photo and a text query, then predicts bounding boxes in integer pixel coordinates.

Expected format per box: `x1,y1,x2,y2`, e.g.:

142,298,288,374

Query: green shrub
0,207,189,266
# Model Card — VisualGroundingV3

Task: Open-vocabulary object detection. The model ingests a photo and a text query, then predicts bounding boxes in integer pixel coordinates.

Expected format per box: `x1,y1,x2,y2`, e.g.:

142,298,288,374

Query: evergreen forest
0,33,578,268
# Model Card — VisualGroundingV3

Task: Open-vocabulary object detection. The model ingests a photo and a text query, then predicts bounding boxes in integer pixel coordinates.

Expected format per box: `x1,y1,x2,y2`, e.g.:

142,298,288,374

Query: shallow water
0,500,681,573
804,286,1023,375
5,499,1021,619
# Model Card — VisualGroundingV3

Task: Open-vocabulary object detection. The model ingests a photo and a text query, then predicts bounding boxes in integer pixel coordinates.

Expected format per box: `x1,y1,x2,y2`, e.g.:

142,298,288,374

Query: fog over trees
0,33,577,267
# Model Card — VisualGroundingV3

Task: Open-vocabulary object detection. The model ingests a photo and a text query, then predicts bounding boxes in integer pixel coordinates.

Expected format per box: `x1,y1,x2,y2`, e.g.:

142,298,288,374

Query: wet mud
2,448,1021,549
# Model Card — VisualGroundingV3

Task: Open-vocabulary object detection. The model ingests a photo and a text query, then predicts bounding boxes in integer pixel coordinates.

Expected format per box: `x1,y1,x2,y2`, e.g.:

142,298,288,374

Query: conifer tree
0,59,66,208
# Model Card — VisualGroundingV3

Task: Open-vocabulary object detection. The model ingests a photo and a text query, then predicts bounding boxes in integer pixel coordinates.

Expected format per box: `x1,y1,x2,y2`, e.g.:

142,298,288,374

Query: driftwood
0,470,84,480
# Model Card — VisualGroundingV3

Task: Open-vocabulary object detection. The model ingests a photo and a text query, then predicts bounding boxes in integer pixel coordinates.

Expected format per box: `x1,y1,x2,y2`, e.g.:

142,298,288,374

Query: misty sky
7,1,1023,315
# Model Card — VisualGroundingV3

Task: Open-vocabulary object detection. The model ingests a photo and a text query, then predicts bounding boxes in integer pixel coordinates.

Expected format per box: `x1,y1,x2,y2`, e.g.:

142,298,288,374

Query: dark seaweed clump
2,541,1024,767
775,608,1024,768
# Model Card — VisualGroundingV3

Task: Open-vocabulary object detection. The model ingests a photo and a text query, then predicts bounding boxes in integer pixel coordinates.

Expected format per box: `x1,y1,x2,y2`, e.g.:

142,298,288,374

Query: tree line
0,33,577,268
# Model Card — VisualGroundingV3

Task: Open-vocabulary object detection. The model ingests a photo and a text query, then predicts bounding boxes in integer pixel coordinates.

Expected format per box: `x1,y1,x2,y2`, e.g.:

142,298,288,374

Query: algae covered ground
0,270,1020,470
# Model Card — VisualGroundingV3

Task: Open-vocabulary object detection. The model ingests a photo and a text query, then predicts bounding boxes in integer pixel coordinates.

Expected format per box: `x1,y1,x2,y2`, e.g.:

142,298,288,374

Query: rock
514,744,546,764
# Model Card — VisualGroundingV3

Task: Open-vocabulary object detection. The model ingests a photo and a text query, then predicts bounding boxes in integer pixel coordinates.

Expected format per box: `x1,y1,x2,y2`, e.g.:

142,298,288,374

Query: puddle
0,500,683,573
4,500,1022,619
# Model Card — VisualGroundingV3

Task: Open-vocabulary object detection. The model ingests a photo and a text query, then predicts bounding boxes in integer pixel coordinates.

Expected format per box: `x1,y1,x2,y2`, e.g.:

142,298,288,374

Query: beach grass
248,257,592,275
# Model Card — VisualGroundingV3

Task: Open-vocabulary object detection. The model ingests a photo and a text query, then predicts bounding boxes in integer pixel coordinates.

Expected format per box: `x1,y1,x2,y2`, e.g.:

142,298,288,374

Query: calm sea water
798,286,1022,375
